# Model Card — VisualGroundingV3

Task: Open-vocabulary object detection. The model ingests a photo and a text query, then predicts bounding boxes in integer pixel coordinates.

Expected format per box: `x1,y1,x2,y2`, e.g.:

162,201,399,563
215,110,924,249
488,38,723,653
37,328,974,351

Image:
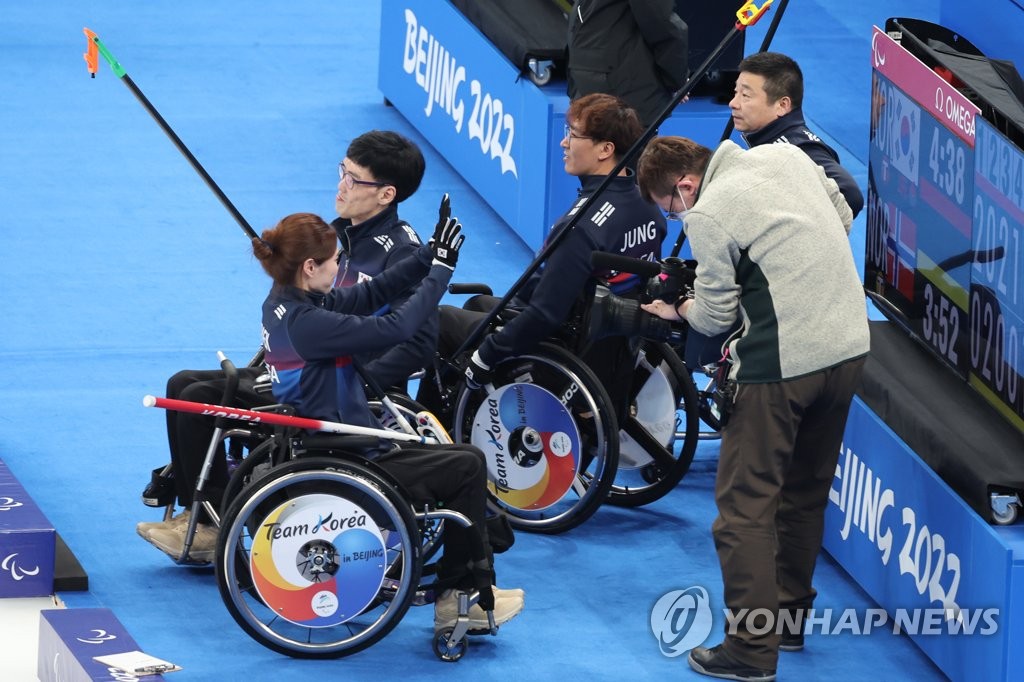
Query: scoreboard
866,26,1024,432
972,120,1024,427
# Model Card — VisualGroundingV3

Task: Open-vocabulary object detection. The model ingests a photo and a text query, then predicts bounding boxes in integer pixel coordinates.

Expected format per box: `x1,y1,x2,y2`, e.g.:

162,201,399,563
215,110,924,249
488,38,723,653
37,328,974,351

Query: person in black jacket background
730,52,864,217
567,0,688,128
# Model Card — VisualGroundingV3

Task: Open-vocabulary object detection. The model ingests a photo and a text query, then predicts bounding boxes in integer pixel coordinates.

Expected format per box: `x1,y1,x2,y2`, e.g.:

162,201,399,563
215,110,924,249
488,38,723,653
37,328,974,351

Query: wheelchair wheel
216,456,421,658
606,341,699,507
433,627,469,661
452,342,619,534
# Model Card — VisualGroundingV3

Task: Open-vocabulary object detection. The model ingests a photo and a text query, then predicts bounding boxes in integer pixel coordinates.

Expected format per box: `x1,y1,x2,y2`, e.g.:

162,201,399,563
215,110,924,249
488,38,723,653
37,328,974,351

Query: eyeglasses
338,163,388,189
664,181,687,222
665,192,683,222
563,124,593,141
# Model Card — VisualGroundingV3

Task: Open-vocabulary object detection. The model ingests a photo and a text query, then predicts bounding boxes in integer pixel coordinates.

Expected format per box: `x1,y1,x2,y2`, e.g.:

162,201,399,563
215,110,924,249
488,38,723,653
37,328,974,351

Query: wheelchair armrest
245,346,265,368
448,282,493,296
242,404,299,437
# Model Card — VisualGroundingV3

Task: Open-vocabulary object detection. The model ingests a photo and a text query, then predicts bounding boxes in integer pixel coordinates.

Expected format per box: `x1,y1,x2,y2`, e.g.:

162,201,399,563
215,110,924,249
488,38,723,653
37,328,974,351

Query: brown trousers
712,357,865,669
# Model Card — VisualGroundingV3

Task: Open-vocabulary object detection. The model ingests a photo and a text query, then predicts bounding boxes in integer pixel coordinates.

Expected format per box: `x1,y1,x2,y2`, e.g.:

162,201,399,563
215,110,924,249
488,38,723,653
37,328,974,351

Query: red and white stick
142,395,428,443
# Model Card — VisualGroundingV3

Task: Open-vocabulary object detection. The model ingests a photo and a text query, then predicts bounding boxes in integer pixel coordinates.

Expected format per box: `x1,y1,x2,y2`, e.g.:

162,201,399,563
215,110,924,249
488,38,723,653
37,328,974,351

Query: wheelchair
143,355,504,661
427,282,702,534
216,446,493,661
672,325,740,443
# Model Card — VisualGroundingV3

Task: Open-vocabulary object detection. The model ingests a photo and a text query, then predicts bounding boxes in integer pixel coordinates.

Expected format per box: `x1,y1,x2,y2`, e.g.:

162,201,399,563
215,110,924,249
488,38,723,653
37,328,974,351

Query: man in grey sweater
638,136,870,681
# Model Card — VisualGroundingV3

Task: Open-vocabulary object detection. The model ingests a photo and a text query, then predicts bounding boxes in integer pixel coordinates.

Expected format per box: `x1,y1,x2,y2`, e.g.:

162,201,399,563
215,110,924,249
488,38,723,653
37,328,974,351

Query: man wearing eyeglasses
420,93,667,417
332,130,437,390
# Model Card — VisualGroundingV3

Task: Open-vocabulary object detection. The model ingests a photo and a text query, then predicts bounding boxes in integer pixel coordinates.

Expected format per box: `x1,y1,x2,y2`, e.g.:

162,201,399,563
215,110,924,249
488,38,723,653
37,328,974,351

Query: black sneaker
688,644,776,682
779,631,804,652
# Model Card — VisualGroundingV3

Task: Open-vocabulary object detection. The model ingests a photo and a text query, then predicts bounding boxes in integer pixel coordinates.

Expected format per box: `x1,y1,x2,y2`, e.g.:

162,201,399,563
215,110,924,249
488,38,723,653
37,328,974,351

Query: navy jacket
477,173,667,367
742,108,865,218
331,205,437,386
261,246,449,454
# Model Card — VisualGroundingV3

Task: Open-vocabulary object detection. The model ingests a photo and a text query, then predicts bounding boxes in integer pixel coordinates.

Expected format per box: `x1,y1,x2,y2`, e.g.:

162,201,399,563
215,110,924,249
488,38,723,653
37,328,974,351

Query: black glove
464,350,493,390
429,193,464,270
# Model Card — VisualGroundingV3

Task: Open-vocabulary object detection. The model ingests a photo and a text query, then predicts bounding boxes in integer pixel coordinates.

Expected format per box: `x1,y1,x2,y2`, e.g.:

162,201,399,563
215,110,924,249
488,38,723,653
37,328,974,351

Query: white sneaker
433,589,524,631
144,519,218,563
136,510,191,539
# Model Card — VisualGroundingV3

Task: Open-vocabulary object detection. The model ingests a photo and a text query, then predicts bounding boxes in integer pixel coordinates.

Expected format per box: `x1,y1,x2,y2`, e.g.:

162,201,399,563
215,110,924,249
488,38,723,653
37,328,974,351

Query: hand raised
429,193,464,270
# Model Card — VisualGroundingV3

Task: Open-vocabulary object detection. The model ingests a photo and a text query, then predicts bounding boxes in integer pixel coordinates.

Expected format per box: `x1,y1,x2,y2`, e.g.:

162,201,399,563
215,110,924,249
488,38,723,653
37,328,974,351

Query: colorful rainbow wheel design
471,382,581,511
249,493,387,627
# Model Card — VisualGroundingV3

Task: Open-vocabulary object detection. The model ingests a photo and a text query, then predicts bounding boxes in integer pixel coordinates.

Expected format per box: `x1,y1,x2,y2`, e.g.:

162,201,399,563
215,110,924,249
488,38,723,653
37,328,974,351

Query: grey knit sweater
685,140,870,382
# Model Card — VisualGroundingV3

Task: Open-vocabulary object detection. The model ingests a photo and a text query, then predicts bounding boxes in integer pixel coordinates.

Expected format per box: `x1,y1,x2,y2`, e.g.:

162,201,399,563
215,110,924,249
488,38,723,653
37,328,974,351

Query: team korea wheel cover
471,383,581,510
249,493,387,627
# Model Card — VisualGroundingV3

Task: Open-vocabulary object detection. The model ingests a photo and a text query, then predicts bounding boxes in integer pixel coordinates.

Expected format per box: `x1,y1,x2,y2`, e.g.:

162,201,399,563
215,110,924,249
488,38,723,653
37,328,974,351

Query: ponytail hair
252,212,337,286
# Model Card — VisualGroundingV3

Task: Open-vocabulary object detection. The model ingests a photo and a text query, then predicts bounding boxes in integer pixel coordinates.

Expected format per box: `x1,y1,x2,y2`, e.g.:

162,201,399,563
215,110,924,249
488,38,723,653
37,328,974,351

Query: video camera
586,252,696,344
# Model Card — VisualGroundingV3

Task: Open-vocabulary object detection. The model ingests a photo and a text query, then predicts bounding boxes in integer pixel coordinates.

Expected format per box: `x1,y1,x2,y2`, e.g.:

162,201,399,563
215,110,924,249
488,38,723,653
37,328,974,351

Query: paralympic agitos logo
1,552,40,582
0,495,24,511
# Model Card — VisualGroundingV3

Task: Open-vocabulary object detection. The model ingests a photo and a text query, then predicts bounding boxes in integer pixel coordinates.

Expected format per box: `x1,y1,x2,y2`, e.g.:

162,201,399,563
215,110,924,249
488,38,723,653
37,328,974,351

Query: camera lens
587,286,679,343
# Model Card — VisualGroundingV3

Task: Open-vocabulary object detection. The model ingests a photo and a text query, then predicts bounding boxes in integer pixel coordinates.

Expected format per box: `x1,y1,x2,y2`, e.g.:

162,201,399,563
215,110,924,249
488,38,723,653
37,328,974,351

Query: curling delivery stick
143,394,435,444
83,31,428,436
83,28,258,241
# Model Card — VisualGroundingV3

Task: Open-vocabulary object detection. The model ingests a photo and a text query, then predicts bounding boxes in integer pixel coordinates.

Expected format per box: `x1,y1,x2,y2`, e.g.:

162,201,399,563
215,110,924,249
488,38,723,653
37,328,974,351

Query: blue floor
1,1,948,679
